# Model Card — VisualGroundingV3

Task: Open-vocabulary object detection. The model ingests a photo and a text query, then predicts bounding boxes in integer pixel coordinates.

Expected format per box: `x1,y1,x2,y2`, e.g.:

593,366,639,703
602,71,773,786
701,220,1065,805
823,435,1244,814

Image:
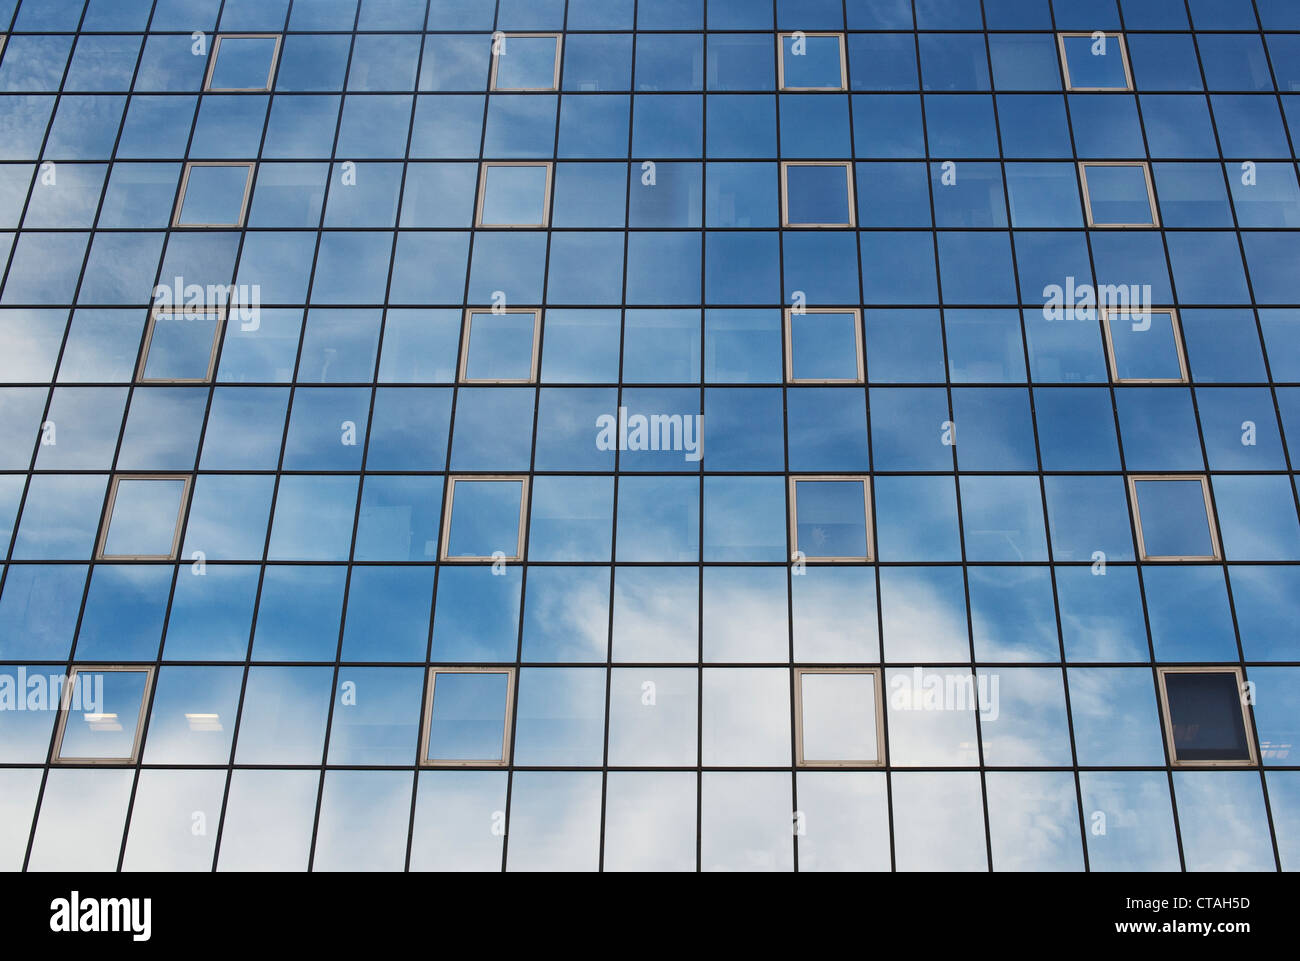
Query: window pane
1133,478,1215,557
1164,671,1252,762
445,479,525,559
800,672,878,763
57,669,149,761
426,671,511,762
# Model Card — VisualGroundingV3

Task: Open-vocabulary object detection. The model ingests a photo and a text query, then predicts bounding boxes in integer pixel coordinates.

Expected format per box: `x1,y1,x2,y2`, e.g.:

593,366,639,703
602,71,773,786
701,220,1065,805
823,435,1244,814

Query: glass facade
0,0,1298,873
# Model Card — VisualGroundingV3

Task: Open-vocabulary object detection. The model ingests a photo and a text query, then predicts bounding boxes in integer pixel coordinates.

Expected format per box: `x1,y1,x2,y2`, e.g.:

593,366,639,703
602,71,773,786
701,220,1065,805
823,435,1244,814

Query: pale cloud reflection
27,768,134,871
604,772,696,872
0,769,42,870
702,772,793,872
216,770,318,871
1174,771,1275,871
891,772,987,871
505,771,602,872
880,567,969,661
702,567,787,661
122,770,225,871
986,771,1083,871
410,771,506,872
611,565,697,661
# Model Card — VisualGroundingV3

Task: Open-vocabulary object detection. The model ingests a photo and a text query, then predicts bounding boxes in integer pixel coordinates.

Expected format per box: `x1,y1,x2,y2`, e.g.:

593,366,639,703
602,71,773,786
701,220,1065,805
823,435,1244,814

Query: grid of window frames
0,0,1298,873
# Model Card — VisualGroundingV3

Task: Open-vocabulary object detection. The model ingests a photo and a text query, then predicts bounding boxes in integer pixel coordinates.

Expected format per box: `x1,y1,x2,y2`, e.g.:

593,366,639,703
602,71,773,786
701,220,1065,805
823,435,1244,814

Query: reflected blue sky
0,0,1296,874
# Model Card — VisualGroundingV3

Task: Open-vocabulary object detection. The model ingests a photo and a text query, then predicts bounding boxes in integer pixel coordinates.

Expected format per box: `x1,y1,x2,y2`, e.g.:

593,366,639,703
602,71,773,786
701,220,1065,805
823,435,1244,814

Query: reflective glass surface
0,0,1292,875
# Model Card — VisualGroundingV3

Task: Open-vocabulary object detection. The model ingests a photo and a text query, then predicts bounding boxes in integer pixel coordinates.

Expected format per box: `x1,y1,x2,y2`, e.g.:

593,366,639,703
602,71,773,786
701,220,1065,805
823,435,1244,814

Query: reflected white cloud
1174,771,1275,871
986,771,1083,871
796,772,890,871
1079,771,1180,871
702,566,788,661
891,772,987,871
410,771,506,872
216,769,318,871
0,769,42,870
611,565,698,661
313,770,412,872
505,771,602,872
702,772,793,872
123,770,226,871
28,768,133,871
702,668,790,766
604,772,696,872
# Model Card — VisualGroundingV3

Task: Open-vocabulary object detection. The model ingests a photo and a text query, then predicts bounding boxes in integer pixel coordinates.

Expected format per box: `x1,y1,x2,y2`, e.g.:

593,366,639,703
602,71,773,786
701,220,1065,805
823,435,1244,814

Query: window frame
459,308,543,384
1127,473,1222,562
776,31,848,92
783,307,865,384
489,32,563,92
474,161,554,228
203,33,283,93
438,474,531,563
788,474,874,563
1078,161,1160,228
50,665,157,766
1057,31,1133,92
419,666,518,768
780,161,857,228
136,304,227,384
172,161,257,228
95,473,194,562
1156,666,1259,768
794,667,886,768
1101,307,1189,385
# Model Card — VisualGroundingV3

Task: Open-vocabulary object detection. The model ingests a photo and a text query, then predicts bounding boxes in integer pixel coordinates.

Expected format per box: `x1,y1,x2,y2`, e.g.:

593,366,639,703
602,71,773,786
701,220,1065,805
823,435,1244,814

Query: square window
490,33,562,91
1158,667,1257,766
205,34,282,92
794,668,884,767
420,667,517,767
459,309,541,383
782,161,855,227
1128,475,1222,561
1058,32,1133,91
789,475,872,562
475,162,553,227
173,162,255,228
778,31,847,90
440,476,529,562
785,307,863,383
1102,307,1188,383
96,474,192,561
137,306,225,383
1079,162,1158,227
51,666,155,765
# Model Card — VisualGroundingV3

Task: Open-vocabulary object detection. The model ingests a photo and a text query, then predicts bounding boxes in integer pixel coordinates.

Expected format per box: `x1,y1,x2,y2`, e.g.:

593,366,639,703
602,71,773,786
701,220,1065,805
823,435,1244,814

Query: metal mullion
297,0,362,874
343,0,439,879
1178,0,1284,871
910,7,995,874
1083,0,1189,871
96,0,222,874
979,0,1090,872
1244,0,1300,875
763,0,798,875
205,0,297,872
502,0,564,872
20,0,156,875
480,0,522,876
